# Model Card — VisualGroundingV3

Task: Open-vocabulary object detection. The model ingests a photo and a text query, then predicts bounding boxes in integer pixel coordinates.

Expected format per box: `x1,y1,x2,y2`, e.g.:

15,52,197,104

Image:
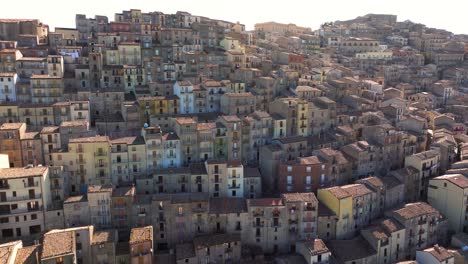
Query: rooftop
129,226,153,245
41,231,74,259
432,174,468,188
0,166,47,179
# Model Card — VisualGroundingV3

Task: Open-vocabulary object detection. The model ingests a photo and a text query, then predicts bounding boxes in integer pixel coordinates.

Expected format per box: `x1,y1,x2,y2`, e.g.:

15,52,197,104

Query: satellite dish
143,123,149,128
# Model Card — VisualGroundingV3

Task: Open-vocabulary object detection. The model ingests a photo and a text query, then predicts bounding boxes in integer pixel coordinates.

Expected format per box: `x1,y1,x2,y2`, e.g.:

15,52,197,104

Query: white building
226,161,243,198
162,132,181,168
0,73,18,102
87,185,112,229
416,245,455,264
0,166,51,241
174,81,195,114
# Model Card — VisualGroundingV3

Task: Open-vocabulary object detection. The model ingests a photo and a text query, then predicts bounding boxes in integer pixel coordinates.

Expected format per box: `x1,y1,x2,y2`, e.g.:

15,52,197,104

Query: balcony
253,211,264,217
192,207,206,213
178,178,188,184
76,159,86,164
76,170,87,176
303,227,314,233
228,174,241,179
289,228,297,233
228,184,240,189
0,194,42,203
95,163,107,168
74,105,89,111
289,219,298,224
43,139,58,144
24,181,39,188
51,184,61,190
252,221,264,227
94,152,107,157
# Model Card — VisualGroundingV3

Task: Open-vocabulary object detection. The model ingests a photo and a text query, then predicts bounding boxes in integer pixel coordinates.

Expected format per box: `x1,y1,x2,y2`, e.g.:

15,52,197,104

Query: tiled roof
88,185,112,193
92,230,116,245
326,236,377,262
129,226,153,245
63,195,87,204
282,193,318,203
69,135,109,143
41,231,75,259
209,198,247,214
424,245,454,262
432,174,468,188
298,239,330,256
248,198,284,207
341,184,373,198
393,202,438,220
0,167,47,179
0,241,21,264
0,123,24,130
14,245,39,264
325,186,352,200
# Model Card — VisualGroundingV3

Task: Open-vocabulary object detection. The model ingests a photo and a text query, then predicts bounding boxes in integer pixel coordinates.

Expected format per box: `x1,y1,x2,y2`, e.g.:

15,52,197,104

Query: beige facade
428,174,468,233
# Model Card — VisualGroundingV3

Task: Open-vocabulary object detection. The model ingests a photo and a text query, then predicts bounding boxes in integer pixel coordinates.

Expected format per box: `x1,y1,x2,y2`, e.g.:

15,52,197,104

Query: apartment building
175,233,242,264
129,226,153,264
88,185,112,229
174,81,195,114
405,150,441,200
217,115,242,160
296,239,331,264
428,174,468,233
162,132,181,168
30,75,63,104
0,73,18,102
416,245,455,264
388,202,448,259
317,183,379,239
270,97,309,137
0,123,26,168
110,136,146,185
242,111,272,165
220,92,256,115
277,156,328,194
0,166,51,242
52,136,111,195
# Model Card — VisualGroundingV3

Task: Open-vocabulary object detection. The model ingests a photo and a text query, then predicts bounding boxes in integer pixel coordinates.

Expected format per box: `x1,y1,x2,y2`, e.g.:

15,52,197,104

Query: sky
1,0,467,34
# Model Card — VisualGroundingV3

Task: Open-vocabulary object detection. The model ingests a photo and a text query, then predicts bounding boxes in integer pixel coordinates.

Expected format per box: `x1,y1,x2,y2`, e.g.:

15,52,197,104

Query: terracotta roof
41,126,60,133
88,185,112,193
14,245,39,264
0,241,21,264
60,120,88,127
209,198,247,214
175,243,195,260
196,122,216,131
63,195,87,204
177,80,192,86
412,150,439,160
22,132,39,140
423,245,454,262
325,186,352,199
130,226,153,245
248,198,284,207
380,218,404,233
0,123,24,130
341,184,373,198
0,167,47,179
227,160,242,167
175,117,196,125
110,137,137,145
298,156,323,165
41,231,75,259
0,72,16,77
432,174,468,188
282,193,318,203
69,136,109,143
92,230,116,245
298,239,330,256
393,202,438,220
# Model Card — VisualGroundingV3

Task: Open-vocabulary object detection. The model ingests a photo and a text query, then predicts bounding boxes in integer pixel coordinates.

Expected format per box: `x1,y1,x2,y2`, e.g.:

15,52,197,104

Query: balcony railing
94,152,107,157
228,184,240,189
24,182,39,188
0,194,42,203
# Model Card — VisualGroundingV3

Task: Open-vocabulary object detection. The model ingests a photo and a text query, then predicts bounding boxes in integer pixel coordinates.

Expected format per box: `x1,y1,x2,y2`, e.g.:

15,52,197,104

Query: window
178,207,183,215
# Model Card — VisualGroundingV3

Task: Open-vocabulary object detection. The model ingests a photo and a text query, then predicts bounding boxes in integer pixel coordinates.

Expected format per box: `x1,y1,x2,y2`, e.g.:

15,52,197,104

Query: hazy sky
2,0,467,34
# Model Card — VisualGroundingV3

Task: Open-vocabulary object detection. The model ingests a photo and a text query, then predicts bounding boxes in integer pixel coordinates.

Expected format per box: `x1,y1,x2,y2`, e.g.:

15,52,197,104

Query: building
428,174,468,233
0,166,51,242
296,239,331,264
129,226,153,264
416,245,455,264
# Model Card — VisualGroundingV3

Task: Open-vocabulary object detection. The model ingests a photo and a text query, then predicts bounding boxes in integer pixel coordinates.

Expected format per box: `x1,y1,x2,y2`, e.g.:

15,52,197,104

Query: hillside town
0,9,467,264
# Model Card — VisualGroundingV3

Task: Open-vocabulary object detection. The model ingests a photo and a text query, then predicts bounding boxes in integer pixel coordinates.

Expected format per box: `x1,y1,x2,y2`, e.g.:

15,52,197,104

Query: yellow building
52,136,111,194
138,96,179,125
428,174,468,233
317,187,353,239
0,104,19,123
